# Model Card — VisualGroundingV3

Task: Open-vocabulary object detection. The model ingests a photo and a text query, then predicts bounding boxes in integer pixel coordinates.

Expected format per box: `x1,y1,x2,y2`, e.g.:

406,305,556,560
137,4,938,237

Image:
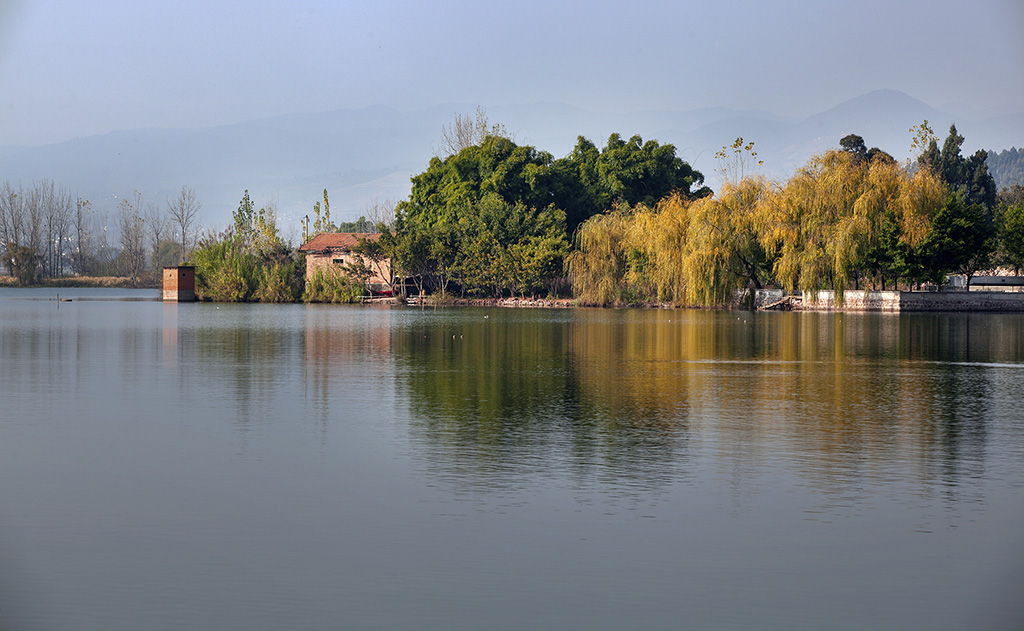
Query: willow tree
671,178,776,305
566,203,651,305
760,150,945,300
568,179,778,307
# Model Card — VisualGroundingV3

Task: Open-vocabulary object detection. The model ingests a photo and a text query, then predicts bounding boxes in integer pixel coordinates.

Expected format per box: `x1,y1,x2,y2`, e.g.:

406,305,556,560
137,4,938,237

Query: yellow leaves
568,148,946,306
766,149,945,299
897,169,945,246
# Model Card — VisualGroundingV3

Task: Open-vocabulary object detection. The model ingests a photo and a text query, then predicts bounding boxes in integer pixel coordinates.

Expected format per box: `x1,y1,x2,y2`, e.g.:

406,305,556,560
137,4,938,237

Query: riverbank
793,289,1024,312
0,275,158,289
405,295,687,309
409,296,576,309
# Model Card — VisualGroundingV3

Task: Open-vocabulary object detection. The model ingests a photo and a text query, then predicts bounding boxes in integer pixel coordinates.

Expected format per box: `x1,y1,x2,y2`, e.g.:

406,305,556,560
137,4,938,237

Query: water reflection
4,293,1024,630
388,310,689,493
390,309,1024,506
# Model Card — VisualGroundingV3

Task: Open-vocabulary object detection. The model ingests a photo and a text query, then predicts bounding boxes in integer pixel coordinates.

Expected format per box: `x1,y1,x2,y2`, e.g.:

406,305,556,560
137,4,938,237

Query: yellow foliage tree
759,150,944,301
566,203,653,305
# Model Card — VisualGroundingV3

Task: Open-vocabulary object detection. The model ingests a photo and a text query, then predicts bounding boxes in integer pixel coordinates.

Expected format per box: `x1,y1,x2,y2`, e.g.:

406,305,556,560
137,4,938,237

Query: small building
969,275,1024,292
162,266,196,302
298,233,392,293
949,274,1024,292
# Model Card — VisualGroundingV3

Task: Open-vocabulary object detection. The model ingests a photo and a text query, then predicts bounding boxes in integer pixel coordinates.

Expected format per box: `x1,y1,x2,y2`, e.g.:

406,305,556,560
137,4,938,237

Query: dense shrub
190,235,304,302
302,268,366,303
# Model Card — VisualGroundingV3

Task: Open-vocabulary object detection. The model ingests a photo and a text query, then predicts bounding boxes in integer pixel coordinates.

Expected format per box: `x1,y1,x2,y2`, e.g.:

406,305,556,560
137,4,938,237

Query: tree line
8,110,1023,306
189,119,1024,306
987,147,1024,191
1,183,202,286
568,124,1024,306
372,131,710,298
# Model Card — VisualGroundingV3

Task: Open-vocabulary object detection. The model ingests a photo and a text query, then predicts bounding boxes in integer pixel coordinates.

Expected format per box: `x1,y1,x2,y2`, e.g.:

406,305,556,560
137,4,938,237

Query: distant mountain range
1,90,1021,230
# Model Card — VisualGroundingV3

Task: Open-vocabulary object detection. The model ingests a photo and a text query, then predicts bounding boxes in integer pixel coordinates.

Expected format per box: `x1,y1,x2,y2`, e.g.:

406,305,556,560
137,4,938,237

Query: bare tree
37,180,73,277
53,186,73,277
25,185,43,266
167,185,201,264
91,210,118,276
365,196,397,230
0,180,25,251
118,192,147,286
438,106,511,157
41,181,59,276
71,198,93,274
1,180,73,278
146,200,169,270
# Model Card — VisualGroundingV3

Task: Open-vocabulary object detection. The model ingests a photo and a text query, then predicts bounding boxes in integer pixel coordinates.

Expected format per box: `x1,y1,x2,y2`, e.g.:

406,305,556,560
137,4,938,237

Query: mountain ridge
1,91,1020,229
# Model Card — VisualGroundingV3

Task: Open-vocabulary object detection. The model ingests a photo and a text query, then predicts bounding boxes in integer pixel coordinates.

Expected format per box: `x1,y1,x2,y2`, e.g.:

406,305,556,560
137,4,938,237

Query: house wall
162,266,196,302
305,250,392,291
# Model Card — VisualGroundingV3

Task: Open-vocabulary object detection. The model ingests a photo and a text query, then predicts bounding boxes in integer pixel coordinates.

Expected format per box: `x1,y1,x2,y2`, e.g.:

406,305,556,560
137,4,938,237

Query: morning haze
1,0,1022,226
3,2,1024,630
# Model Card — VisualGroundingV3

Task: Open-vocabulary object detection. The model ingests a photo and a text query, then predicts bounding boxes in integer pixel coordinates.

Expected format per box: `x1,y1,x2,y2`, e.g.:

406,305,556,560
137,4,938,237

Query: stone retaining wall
797,290,1024,312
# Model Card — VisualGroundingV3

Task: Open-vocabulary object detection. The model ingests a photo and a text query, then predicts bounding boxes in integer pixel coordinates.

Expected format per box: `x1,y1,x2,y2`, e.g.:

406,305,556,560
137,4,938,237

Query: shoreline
7,280,1024,313
0,276,158,289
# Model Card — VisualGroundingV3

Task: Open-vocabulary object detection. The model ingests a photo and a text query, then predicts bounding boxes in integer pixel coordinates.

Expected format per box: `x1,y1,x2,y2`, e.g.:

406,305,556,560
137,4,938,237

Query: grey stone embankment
794,289,1024,312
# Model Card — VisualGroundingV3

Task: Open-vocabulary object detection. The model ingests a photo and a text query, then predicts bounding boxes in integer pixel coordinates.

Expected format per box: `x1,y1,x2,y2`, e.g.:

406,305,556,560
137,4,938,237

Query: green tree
556,133,710,232
233,190,256,248
919,124,997,213
3,241,40,285
918,194,995,285
987,147,1024,191
996,200,1024,274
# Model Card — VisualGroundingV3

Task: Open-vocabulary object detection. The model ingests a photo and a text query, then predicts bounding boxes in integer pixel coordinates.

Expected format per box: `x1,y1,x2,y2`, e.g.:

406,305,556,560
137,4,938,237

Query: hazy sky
1,0,1022,147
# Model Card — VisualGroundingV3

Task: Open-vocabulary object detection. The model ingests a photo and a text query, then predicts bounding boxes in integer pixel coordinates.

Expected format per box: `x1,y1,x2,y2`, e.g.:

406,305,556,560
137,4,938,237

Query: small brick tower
163,266,196,302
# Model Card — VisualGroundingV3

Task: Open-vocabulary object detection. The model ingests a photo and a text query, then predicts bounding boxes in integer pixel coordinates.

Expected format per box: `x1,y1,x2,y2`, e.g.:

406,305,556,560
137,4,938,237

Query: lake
1,287,1023,630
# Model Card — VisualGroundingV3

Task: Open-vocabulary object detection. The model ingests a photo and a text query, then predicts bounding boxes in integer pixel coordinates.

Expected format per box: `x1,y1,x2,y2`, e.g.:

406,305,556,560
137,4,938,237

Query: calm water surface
1,288,1023,630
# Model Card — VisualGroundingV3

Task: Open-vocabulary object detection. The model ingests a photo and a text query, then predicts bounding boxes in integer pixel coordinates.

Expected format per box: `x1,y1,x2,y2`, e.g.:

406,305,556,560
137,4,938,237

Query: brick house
298,233,393,293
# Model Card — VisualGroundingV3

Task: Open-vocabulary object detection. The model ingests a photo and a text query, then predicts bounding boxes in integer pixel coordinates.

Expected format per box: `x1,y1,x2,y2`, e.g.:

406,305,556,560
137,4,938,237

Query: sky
0,0,1022,147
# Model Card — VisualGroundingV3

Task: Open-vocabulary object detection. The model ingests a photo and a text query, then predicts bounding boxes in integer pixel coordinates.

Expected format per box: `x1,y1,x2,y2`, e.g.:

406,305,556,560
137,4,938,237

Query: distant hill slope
1,91,1021,230
986,147,1024,190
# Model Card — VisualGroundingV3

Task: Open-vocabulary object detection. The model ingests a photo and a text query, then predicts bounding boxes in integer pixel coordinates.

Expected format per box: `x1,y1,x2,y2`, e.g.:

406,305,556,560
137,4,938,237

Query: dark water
1,288,1023,630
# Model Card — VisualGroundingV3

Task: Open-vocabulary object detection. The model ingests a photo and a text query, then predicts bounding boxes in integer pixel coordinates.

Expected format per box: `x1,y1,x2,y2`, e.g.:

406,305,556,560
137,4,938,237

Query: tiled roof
298,232,381,252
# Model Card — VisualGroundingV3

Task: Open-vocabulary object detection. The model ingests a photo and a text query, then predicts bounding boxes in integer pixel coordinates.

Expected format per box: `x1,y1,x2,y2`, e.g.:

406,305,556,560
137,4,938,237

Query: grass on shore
0,275,159,288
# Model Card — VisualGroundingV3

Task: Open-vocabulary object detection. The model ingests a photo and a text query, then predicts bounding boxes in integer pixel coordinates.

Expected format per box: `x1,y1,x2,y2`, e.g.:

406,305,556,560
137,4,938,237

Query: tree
919,194,995,285
908,120,937,166
302,189,334,244
716,137,764,182
395,131,703,298
71,197,93,274
38,180,73,277
840,134,868,157
3,242,40,285
919,124,997,213
999,183,1024,207
912,124,998,282
760,150,944,299
233,190,256,248
556,133,710,232
117,192,147,286
565,202,646,305
365,196,397,229
438,106,510,157
840,134,895,166
253,197,283,252
146,200,169,271
986,147,1024,191
1,180,74,279
568,179,777,307
167,185,201,264
997,200,1024,274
